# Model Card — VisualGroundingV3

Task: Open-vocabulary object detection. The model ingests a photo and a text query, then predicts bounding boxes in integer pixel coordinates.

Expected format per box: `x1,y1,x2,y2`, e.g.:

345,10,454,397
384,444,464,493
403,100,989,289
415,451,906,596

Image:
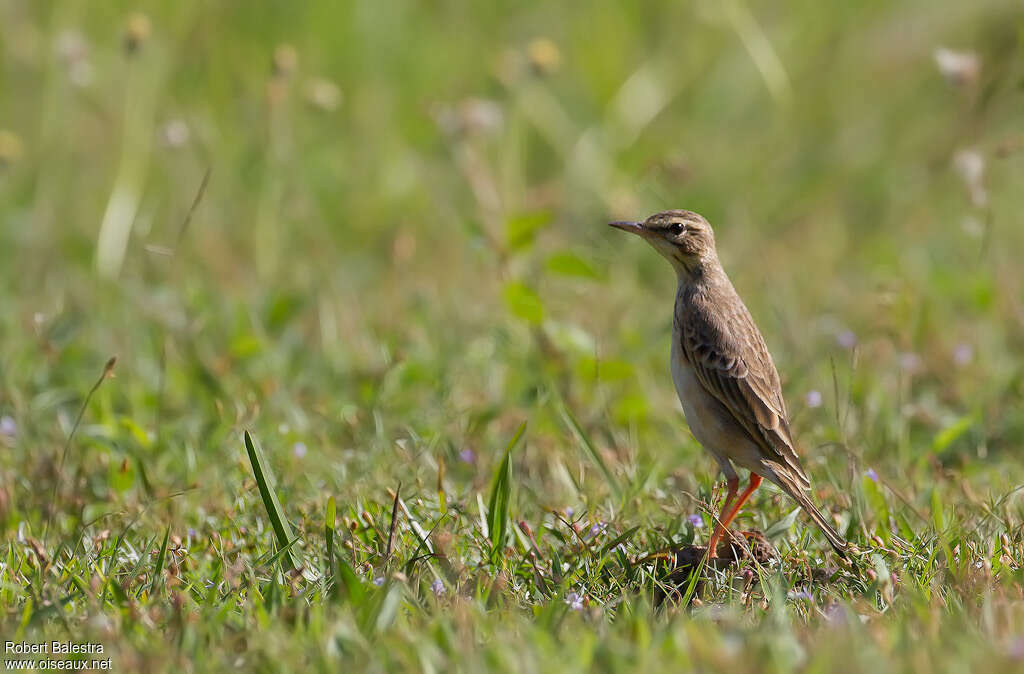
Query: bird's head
609,210,717,278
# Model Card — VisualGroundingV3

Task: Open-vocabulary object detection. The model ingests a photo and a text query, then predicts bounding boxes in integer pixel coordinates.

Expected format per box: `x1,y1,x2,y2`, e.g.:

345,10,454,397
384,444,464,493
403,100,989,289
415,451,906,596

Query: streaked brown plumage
610,210,847,557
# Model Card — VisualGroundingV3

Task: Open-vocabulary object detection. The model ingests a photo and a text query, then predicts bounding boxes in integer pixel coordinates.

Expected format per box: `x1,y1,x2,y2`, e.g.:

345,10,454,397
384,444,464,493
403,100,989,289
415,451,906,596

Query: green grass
2,0,1024,671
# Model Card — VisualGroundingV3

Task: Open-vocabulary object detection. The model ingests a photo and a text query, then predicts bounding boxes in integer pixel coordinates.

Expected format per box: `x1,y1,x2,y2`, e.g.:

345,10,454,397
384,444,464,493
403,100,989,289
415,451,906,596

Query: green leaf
487,422,526,560
545,252,602,279
763,507,801,540
229,334,263,359
932,414,976,453
504,211,552,251
244,430,300,571
503,282,545,325
118,416,151,448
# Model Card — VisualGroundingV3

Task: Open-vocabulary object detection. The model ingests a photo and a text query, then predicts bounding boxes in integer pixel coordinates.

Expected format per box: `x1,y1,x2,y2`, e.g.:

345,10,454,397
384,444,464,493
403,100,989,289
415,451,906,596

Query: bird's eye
669,223,685,235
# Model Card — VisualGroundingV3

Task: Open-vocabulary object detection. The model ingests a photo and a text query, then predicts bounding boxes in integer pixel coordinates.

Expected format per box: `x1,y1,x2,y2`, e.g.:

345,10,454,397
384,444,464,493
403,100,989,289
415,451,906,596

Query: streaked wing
677,296,811,488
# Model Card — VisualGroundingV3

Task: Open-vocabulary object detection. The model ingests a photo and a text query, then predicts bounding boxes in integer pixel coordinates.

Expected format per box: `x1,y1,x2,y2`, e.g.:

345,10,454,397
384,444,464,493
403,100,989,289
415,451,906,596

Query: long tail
770,467,848,554
790,487,848,554
794,490,848,554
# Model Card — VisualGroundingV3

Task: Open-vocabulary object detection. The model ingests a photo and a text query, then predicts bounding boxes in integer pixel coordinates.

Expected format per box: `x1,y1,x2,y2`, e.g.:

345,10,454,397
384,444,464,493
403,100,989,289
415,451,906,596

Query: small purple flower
292,442,308,459
187,527,198,539
564,507,574,518
788,588,813,601
459,448,476,464
0,416,16,437
953,343,973,366
805,390,823,408
865,468,879,483
899,352,923,373
837,330,857,349
565,592,584,611
686,514,704,529
431,579,445,597
373,576,385,587
588,522,605,538
203,578,215,589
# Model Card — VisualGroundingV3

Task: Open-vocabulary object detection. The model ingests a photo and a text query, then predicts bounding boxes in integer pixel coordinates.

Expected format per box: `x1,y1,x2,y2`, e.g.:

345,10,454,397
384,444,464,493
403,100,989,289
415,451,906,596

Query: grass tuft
487,422,525,561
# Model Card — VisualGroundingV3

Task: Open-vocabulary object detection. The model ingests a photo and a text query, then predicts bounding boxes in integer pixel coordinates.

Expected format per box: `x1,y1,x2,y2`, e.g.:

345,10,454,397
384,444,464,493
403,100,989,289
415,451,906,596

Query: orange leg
707,475,762,558
706,475,739,559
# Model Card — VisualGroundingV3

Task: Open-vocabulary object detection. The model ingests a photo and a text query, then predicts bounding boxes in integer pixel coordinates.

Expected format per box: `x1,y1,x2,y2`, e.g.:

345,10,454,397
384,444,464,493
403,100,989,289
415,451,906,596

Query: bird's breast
670,324,706,425
670,320,741,459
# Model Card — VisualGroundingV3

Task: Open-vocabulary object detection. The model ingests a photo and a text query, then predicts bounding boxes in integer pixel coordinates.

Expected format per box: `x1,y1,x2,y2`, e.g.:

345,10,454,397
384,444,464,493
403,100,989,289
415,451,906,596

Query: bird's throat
672,252,705,283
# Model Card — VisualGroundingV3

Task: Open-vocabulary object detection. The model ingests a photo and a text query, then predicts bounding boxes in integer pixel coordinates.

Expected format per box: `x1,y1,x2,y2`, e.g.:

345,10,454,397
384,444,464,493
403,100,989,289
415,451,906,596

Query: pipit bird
610,210,847,557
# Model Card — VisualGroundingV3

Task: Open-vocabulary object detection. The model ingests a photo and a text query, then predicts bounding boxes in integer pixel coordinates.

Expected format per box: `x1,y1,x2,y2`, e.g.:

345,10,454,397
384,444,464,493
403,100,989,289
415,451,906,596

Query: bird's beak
608,221,644,235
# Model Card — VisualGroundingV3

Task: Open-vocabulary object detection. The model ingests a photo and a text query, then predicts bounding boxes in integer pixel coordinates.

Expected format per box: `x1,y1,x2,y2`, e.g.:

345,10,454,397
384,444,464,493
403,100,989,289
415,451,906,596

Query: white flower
934,47,980,86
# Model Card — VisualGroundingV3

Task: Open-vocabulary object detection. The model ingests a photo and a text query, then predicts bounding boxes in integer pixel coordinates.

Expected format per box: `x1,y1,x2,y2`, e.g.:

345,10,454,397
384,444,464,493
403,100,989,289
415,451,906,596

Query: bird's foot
655,530,779,606
716,529,778,564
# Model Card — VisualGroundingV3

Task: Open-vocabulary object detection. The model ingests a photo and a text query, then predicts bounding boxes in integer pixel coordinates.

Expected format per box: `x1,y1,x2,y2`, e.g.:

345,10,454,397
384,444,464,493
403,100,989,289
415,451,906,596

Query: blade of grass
487,422,526,561
679,554,708,606
44,356,117,543
334,554,366,604
261,536,302,572
438,457,447,515
150,525,170,595
392,490,434,554
16,598,32,640
560,405,622,499
243,430,299,571
325,496,336,576
172,167,211,252
385,482,401,561
600,526,640,556
477,492,489,540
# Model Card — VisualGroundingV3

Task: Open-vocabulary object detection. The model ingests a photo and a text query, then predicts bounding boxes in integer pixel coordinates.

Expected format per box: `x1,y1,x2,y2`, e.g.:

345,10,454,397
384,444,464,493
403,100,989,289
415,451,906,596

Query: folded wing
677,296,811,490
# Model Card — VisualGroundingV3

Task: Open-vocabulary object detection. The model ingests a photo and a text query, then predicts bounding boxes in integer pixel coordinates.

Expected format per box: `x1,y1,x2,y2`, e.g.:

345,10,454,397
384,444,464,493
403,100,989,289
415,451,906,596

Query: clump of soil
656,530,778,605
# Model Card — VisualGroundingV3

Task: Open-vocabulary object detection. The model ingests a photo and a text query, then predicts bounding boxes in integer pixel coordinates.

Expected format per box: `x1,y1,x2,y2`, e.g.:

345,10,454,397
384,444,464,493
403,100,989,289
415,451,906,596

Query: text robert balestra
6,641,105,655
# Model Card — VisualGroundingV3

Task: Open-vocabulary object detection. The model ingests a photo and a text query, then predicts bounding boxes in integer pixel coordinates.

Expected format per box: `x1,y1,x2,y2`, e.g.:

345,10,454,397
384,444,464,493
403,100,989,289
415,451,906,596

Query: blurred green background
2,0,1024,671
